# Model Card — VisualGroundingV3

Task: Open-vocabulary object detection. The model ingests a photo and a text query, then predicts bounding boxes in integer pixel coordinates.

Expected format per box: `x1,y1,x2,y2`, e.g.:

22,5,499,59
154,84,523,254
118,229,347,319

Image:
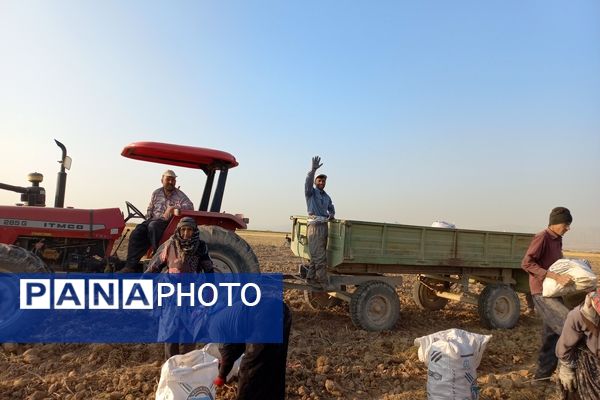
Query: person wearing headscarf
556,289,600,400
146,216,214,274
146,217,214,359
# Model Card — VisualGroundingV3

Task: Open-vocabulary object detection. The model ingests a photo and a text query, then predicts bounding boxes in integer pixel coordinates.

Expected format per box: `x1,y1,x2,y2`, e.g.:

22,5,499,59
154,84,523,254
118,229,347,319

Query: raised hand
312,156,323,170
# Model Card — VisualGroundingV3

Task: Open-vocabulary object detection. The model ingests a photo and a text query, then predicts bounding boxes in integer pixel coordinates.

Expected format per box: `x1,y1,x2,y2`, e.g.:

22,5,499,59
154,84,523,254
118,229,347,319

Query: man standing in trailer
304,156,335,286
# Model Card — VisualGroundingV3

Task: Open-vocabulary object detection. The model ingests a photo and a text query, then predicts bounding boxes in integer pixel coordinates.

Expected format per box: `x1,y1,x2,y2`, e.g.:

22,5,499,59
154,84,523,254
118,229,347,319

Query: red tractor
0,140,259,275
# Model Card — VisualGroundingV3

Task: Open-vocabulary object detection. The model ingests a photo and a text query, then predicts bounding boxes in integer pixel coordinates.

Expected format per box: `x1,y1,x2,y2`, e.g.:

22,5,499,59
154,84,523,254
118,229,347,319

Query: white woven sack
431,221,456,229
155,349,219,400
201,343,243,380
415,329,492,400
202,343,221,360
542,259,597,297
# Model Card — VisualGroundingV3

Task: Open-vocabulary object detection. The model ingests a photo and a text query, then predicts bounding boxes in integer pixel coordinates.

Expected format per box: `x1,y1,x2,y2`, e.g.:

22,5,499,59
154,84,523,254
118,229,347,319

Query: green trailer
286,216,534,331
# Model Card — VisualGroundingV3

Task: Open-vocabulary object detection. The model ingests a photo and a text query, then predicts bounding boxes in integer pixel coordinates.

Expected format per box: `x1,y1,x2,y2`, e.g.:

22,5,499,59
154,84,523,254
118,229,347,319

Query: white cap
162,169,177,178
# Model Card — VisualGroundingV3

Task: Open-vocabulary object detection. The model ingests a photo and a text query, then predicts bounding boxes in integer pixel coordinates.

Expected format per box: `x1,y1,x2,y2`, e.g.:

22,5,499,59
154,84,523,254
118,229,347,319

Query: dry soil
1,230,598,400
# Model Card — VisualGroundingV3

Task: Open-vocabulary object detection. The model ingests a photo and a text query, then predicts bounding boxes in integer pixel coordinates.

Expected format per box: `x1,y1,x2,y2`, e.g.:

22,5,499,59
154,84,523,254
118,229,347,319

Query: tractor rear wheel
198,226,260,273
0,244,51,339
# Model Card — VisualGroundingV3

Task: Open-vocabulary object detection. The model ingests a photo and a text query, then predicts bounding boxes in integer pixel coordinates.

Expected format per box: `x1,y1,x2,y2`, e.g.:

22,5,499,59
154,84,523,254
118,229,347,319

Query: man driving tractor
119,169,193,273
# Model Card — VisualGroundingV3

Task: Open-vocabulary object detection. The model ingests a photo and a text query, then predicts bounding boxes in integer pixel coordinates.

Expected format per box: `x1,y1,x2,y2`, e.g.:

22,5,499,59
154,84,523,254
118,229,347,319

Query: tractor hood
0,205,125,245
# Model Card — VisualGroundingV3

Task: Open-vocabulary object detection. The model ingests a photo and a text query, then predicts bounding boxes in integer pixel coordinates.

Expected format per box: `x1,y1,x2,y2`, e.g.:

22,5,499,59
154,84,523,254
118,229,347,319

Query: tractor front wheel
0,244,50,273
0,244,51,339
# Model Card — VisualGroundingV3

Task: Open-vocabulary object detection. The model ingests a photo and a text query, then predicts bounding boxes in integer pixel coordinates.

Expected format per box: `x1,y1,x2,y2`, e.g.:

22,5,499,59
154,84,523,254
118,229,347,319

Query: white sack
414,328,492,400
202,343,221,360
155,349,218,400
542,258,597,298
431,221,456,229
201,343,243,380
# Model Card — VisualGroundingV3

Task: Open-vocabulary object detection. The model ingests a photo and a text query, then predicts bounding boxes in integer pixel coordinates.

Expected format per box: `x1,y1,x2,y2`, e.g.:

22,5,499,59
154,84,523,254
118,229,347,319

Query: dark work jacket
218,303,292,400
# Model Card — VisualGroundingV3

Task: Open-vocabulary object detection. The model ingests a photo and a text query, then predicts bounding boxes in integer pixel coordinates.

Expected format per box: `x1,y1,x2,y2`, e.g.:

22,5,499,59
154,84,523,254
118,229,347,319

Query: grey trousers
307,222,328,282
532,294,570,378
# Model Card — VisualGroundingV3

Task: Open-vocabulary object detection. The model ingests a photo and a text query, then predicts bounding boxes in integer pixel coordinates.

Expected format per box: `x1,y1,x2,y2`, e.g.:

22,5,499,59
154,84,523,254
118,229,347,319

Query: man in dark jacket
213,302,292,400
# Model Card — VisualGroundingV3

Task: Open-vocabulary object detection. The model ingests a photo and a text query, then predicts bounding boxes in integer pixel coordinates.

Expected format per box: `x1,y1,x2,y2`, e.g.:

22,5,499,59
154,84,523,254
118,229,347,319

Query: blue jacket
305,169,335,219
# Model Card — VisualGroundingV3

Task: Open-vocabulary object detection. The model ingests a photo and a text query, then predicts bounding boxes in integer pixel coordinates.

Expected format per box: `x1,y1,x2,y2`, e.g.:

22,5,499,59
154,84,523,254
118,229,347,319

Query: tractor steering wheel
124,201,146,223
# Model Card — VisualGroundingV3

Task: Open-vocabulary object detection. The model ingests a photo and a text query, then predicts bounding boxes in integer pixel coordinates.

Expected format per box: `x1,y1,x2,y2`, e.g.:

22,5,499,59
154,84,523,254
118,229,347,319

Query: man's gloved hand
213,376,225,387
312,156,322,170
558,361,576,392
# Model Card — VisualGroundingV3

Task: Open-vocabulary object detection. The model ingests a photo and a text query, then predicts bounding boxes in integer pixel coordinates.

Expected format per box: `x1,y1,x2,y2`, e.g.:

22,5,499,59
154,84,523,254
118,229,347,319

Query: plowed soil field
1,230,598,400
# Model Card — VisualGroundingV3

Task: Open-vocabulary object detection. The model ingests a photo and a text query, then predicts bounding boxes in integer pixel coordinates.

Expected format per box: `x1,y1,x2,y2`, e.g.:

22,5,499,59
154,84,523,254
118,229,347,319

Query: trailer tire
0,244,51,339
412,277,449,311
304,290,344,310
198,226,260,273
478,284,520,329
350,281,400,331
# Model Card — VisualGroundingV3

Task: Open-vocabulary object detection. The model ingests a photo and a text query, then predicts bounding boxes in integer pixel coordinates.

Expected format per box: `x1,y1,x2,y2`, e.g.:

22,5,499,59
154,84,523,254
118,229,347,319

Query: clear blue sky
1,1,599,250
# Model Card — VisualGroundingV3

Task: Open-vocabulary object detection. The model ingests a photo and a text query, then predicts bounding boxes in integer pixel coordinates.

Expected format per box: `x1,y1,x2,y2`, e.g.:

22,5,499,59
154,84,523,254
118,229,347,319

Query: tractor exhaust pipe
54,139,71,208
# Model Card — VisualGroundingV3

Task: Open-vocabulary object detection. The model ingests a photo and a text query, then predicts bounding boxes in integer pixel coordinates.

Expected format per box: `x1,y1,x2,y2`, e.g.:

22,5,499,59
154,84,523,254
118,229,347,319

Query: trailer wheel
304,290,344,310
350,281,400,331
199,226,260,273
412,277,449,311
478,284,520,329
0,244,51,338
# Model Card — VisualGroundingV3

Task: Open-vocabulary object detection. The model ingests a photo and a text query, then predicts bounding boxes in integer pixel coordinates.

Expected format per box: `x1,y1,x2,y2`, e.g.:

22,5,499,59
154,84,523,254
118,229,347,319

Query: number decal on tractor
2,219,27,227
